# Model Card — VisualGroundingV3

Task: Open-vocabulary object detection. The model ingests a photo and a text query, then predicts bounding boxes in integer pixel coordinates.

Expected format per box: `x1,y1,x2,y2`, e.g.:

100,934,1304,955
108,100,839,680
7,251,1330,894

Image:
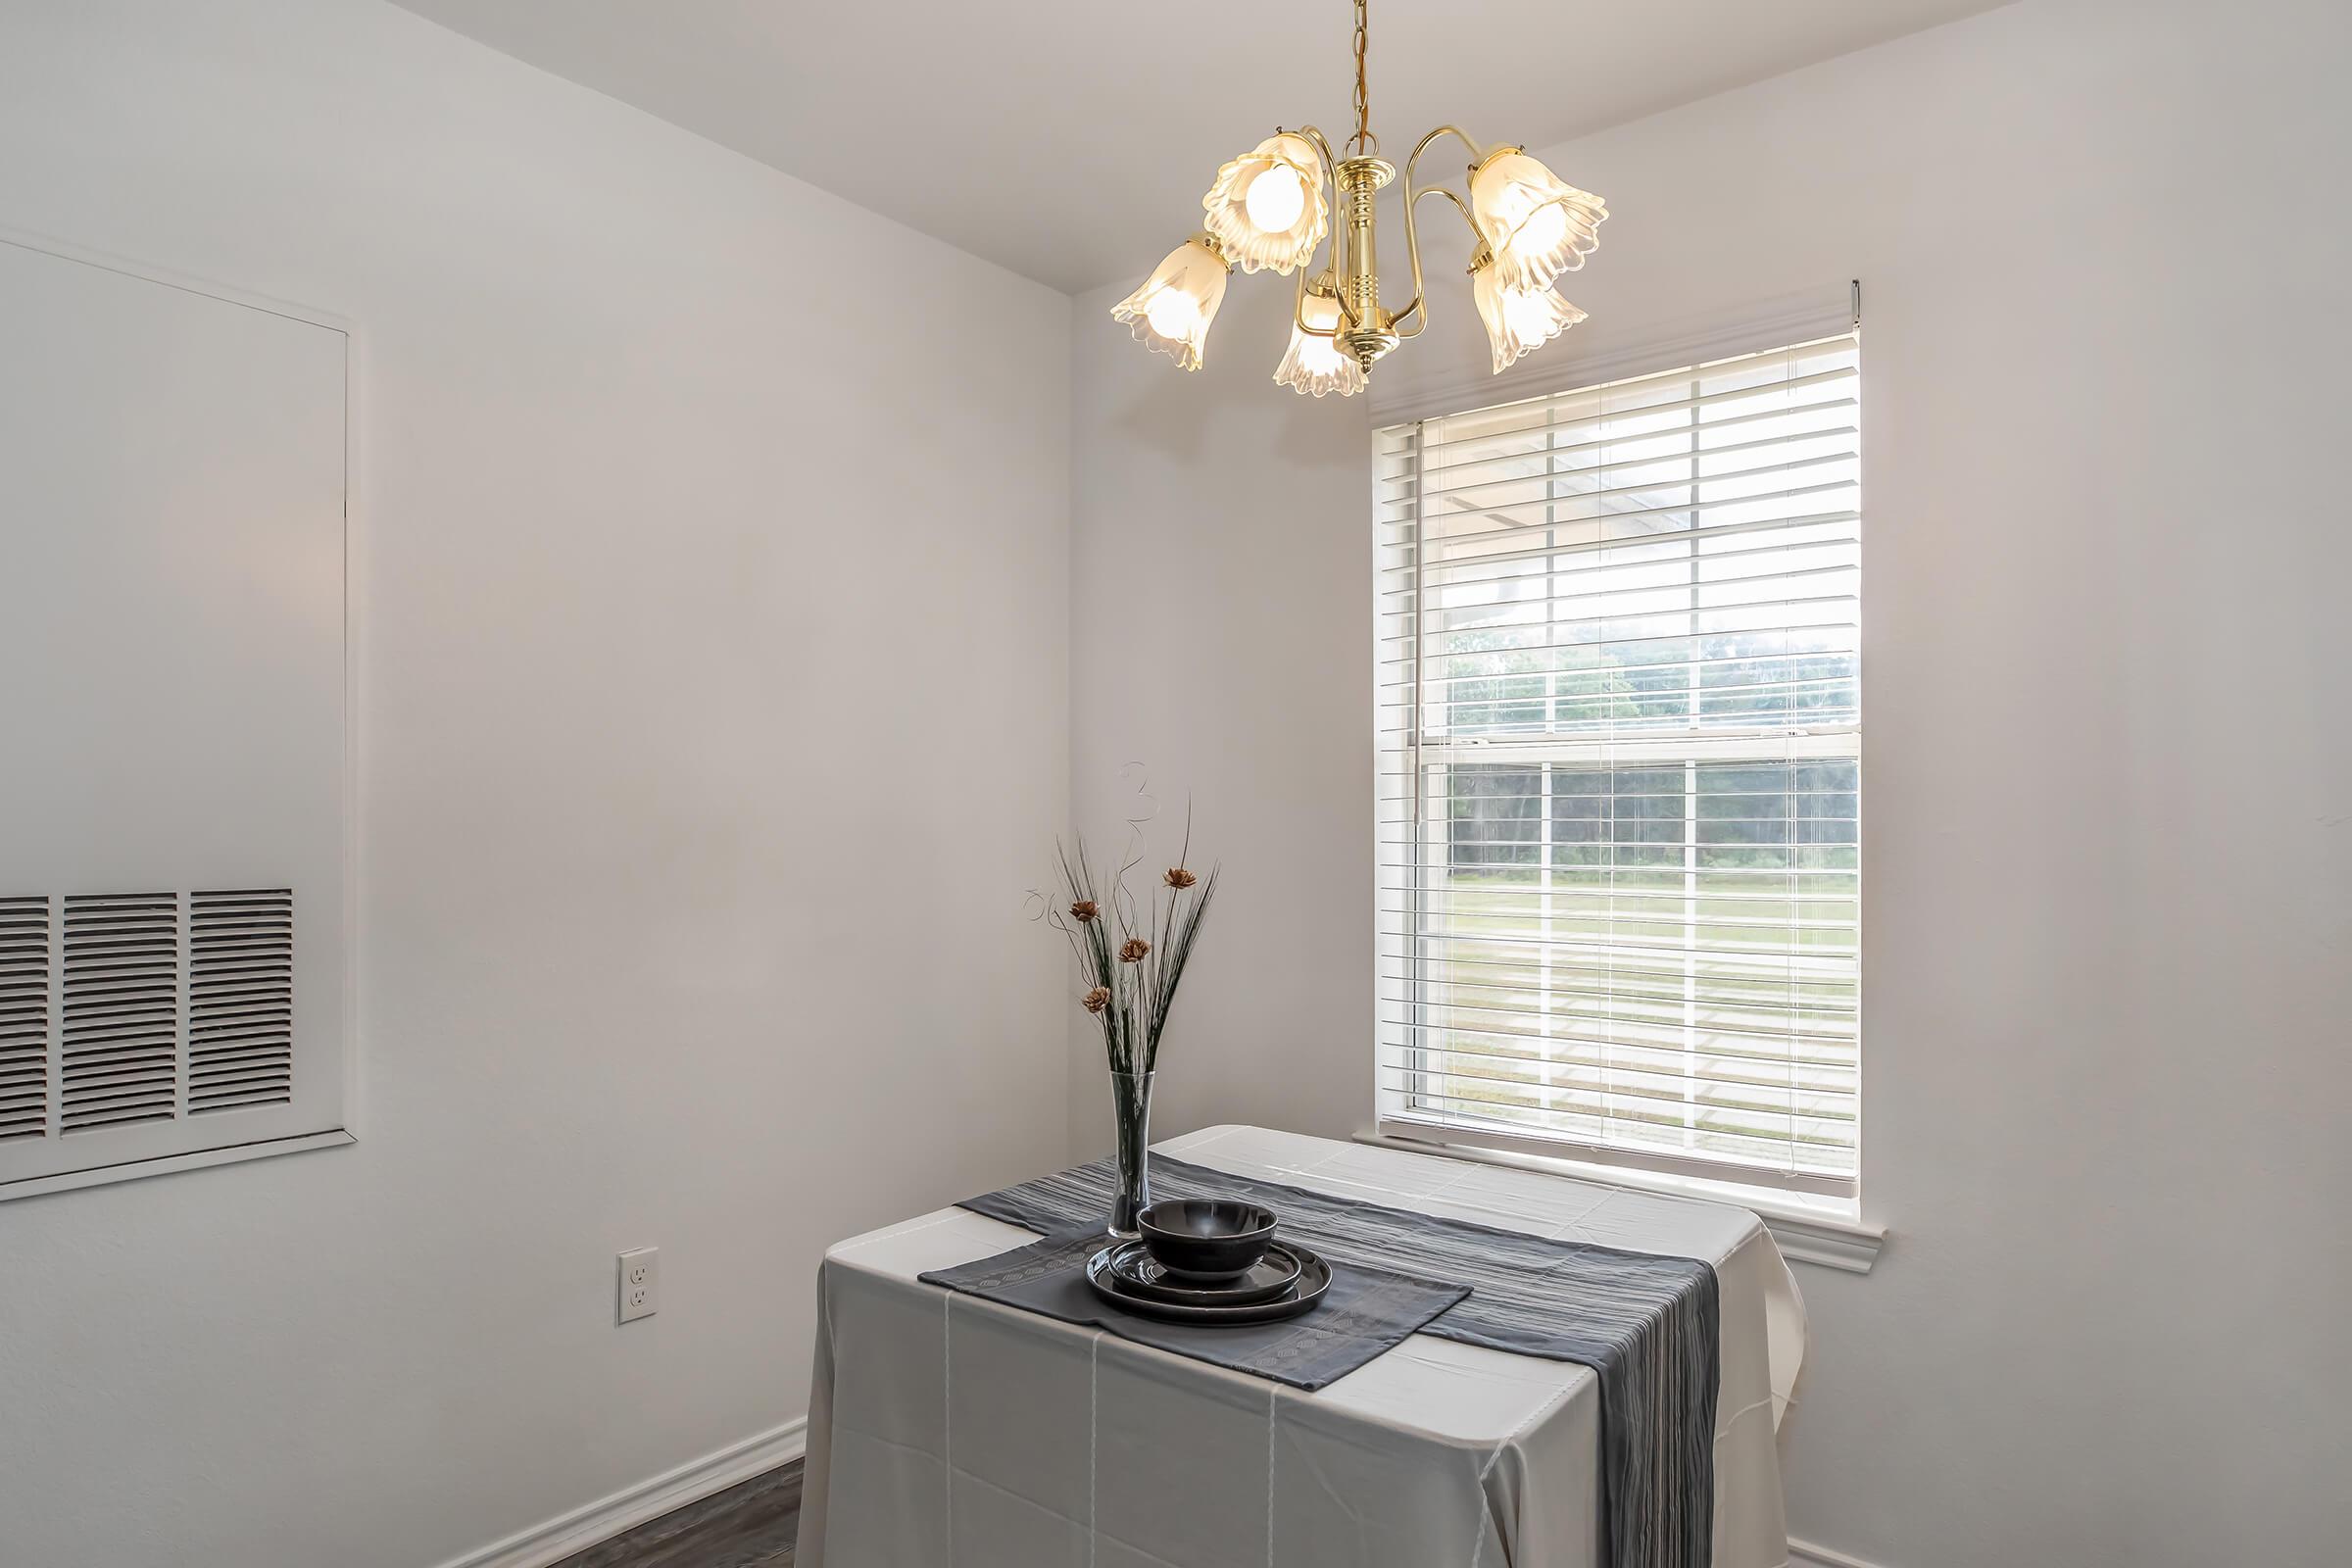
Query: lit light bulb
1201,133,1328,274
1473,260,1586,373
1513,203,1570,264
1244,164,1306,232
1273,289,1365,398
1469,150,1606,293
1111,237,1231,371
1145,288,1202,340
1501,287,1559,342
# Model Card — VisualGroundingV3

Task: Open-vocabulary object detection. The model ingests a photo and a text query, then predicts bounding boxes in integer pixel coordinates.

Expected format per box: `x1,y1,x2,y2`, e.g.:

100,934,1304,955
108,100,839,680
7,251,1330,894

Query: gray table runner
920,1226,1470,1391
945,1152,1720,1568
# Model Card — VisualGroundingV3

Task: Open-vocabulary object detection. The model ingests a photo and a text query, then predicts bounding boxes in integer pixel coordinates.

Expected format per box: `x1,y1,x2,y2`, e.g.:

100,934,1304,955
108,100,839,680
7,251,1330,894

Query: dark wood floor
553,1461,801,1568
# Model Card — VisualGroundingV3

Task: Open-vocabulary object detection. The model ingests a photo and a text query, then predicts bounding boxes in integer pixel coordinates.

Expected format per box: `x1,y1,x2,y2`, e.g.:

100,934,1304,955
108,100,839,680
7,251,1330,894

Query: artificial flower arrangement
1036,797,1219,1235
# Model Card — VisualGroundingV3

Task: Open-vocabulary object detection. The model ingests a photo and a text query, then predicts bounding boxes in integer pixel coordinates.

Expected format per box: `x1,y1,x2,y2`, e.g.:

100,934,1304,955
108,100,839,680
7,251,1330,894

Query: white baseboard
1790,1537,1891,1568
434,1416,808,1568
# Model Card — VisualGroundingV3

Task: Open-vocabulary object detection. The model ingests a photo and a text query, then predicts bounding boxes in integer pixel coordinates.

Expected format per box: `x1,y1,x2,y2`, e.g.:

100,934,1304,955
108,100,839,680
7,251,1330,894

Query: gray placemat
955,1152,1720,1568
919,1226,1470,1392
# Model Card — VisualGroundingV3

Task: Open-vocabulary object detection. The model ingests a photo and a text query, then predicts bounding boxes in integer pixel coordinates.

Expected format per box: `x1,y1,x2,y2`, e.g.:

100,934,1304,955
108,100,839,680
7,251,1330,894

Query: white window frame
1373,302,1862,1205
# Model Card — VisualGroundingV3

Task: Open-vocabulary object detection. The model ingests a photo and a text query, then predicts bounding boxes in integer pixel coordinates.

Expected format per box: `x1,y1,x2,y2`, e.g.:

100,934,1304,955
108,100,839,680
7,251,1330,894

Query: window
1375,333,1860,1197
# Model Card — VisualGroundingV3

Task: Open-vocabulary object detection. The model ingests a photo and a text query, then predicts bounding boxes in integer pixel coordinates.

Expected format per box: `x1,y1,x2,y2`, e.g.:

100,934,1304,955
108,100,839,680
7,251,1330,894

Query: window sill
1353,1125,1886,1274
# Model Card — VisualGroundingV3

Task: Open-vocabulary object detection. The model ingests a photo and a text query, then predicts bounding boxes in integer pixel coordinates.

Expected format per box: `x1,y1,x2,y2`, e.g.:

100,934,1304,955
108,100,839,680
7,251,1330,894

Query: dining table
798,1122,1806,1568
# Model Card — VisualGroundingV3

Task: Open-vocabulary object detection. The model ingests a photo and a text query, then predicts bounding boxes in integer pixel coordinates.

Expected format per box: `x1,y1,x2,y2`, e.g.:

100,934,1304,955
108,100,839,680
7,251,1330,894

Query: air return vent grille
60,893,180,1132
189,890,293,1113
0,888,305,1165
0,898,48,1142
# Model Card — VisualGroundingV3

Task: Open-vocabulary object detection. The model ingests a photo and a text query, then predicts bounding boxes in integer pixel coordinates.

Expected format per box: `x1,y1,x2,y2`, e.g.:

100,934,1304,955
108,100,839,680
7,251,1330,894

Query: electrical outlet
617,1247,659,1324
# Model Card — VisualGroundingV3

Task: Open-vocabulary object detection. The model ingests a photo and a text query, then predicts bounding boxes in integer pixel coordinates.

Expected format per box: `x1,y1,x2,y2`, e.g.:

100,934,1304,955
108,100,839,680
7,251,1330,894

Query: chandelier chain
1349,0,1374,154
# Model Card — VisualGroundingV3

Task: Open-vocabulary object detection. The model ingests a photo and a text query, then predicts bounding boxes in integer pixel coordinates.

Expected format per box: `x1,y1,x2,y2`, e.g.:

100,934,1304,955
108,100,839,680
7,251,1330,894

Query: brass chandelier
1113,0,1608,396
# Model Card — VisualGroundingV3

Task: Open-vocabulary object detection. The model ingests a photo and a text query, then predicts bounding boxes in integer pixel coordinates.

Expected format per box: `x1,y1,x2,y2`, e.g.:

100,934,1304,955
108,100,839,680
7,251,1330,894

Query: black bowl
1137,1199,1278,1280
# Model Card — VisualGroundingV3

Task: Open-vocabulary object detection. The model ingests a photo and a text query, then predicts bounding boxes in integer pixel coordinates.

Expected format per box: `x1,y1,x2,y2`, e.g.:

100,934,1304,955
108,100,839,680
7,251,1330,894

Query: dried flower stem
1039,799,1218,1079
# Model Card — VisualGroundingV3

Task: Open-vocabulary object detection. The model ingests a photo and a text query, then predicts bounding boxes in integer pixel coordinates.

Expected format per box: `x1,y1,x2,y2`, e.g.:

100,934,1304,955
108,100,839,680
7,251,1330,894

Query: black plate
1103,1240,1303,1306
1086,1242,1331,1325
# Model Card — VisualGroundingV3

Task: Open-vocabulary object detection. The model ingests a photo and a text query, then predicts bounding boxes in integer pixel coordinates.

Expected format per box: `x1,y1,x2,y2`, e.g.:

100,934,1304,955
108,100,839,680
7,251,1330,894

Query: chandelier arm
1286,123,1356,328
1405,123,1489,175
1391,127,1491,340
1398,124,1490,278
1291,123,1344,174
1295,267,1334,338
1421,184,1477,230
1298,217,1354,338
1330,251,1359,332
1391,187,1480,340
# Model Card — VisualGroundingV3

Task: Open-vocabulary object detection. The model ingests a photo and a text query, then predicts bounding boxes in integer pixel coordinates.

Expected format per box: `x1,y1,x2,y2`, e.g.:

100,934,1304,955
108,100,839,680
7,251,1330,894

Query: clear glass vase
1107,1069,1155,1240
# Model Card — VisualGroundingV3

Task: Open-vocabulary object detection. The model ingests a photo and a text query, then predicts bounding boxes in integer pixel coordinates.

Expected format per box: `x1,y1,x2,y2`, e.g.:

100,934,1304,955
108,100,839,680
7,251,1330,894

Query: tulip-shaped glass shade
1111,238,1232,370
1473,261,1587,373
1469,150,1606,293
1273,289,1365,398
1202,133,1329,275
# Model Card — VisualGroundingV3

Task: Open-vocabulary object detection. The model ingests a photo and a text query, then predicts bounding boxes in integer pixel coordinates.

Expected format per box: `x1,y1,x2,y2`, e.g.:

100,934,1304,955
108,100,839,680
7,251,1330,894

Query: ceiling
389,0,2003,294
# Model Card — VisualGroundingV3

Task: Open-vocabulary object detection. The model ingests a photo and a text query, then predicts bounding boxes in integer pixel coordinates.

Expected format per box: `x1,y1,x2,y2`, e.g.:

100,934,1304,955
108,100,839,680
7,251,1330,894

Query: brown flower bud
1081,986,1112,1013
1069,899,1101,923
1164,867,1198,889
1118,937,1152,963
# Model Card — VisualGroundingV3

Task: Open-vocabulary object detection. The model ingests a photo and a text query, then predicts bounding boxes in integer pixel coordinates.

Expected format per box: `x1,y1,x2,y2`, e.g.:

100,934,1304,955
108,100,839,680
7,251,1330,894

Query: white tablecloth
801,1124,1804,1568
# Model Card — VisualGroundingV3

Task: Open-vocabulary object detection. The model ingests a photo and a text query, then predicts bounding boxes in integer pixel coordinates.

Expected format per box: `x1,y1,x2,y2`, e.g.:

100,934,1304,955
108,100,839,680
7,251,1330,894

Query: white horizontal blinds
1375,334,1861,1195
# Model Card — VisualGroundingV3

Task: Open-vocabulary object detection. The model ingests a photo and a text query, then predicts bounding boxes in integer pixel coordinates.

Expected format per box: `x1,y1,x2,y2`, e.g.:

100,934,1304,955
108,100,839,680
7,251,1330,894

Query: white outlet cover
617,1247,659,1323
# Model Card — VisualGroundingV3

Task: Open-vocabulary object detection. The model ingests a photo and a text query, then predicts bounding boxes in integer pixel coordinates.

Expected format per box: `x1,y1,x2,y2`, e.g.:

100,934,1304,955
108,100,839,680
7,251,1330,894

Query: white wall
1069,2,2352,1564
1064,276,1370,1158
0,3,1070,1565
6,0,2346,1562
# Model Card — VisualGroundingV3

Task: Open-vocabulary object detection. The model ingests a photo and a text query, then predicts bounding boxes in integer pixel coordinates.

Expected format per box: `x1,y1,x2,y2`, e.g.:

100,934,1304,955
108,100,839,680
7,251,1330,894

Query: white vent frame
0,228,362,1201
